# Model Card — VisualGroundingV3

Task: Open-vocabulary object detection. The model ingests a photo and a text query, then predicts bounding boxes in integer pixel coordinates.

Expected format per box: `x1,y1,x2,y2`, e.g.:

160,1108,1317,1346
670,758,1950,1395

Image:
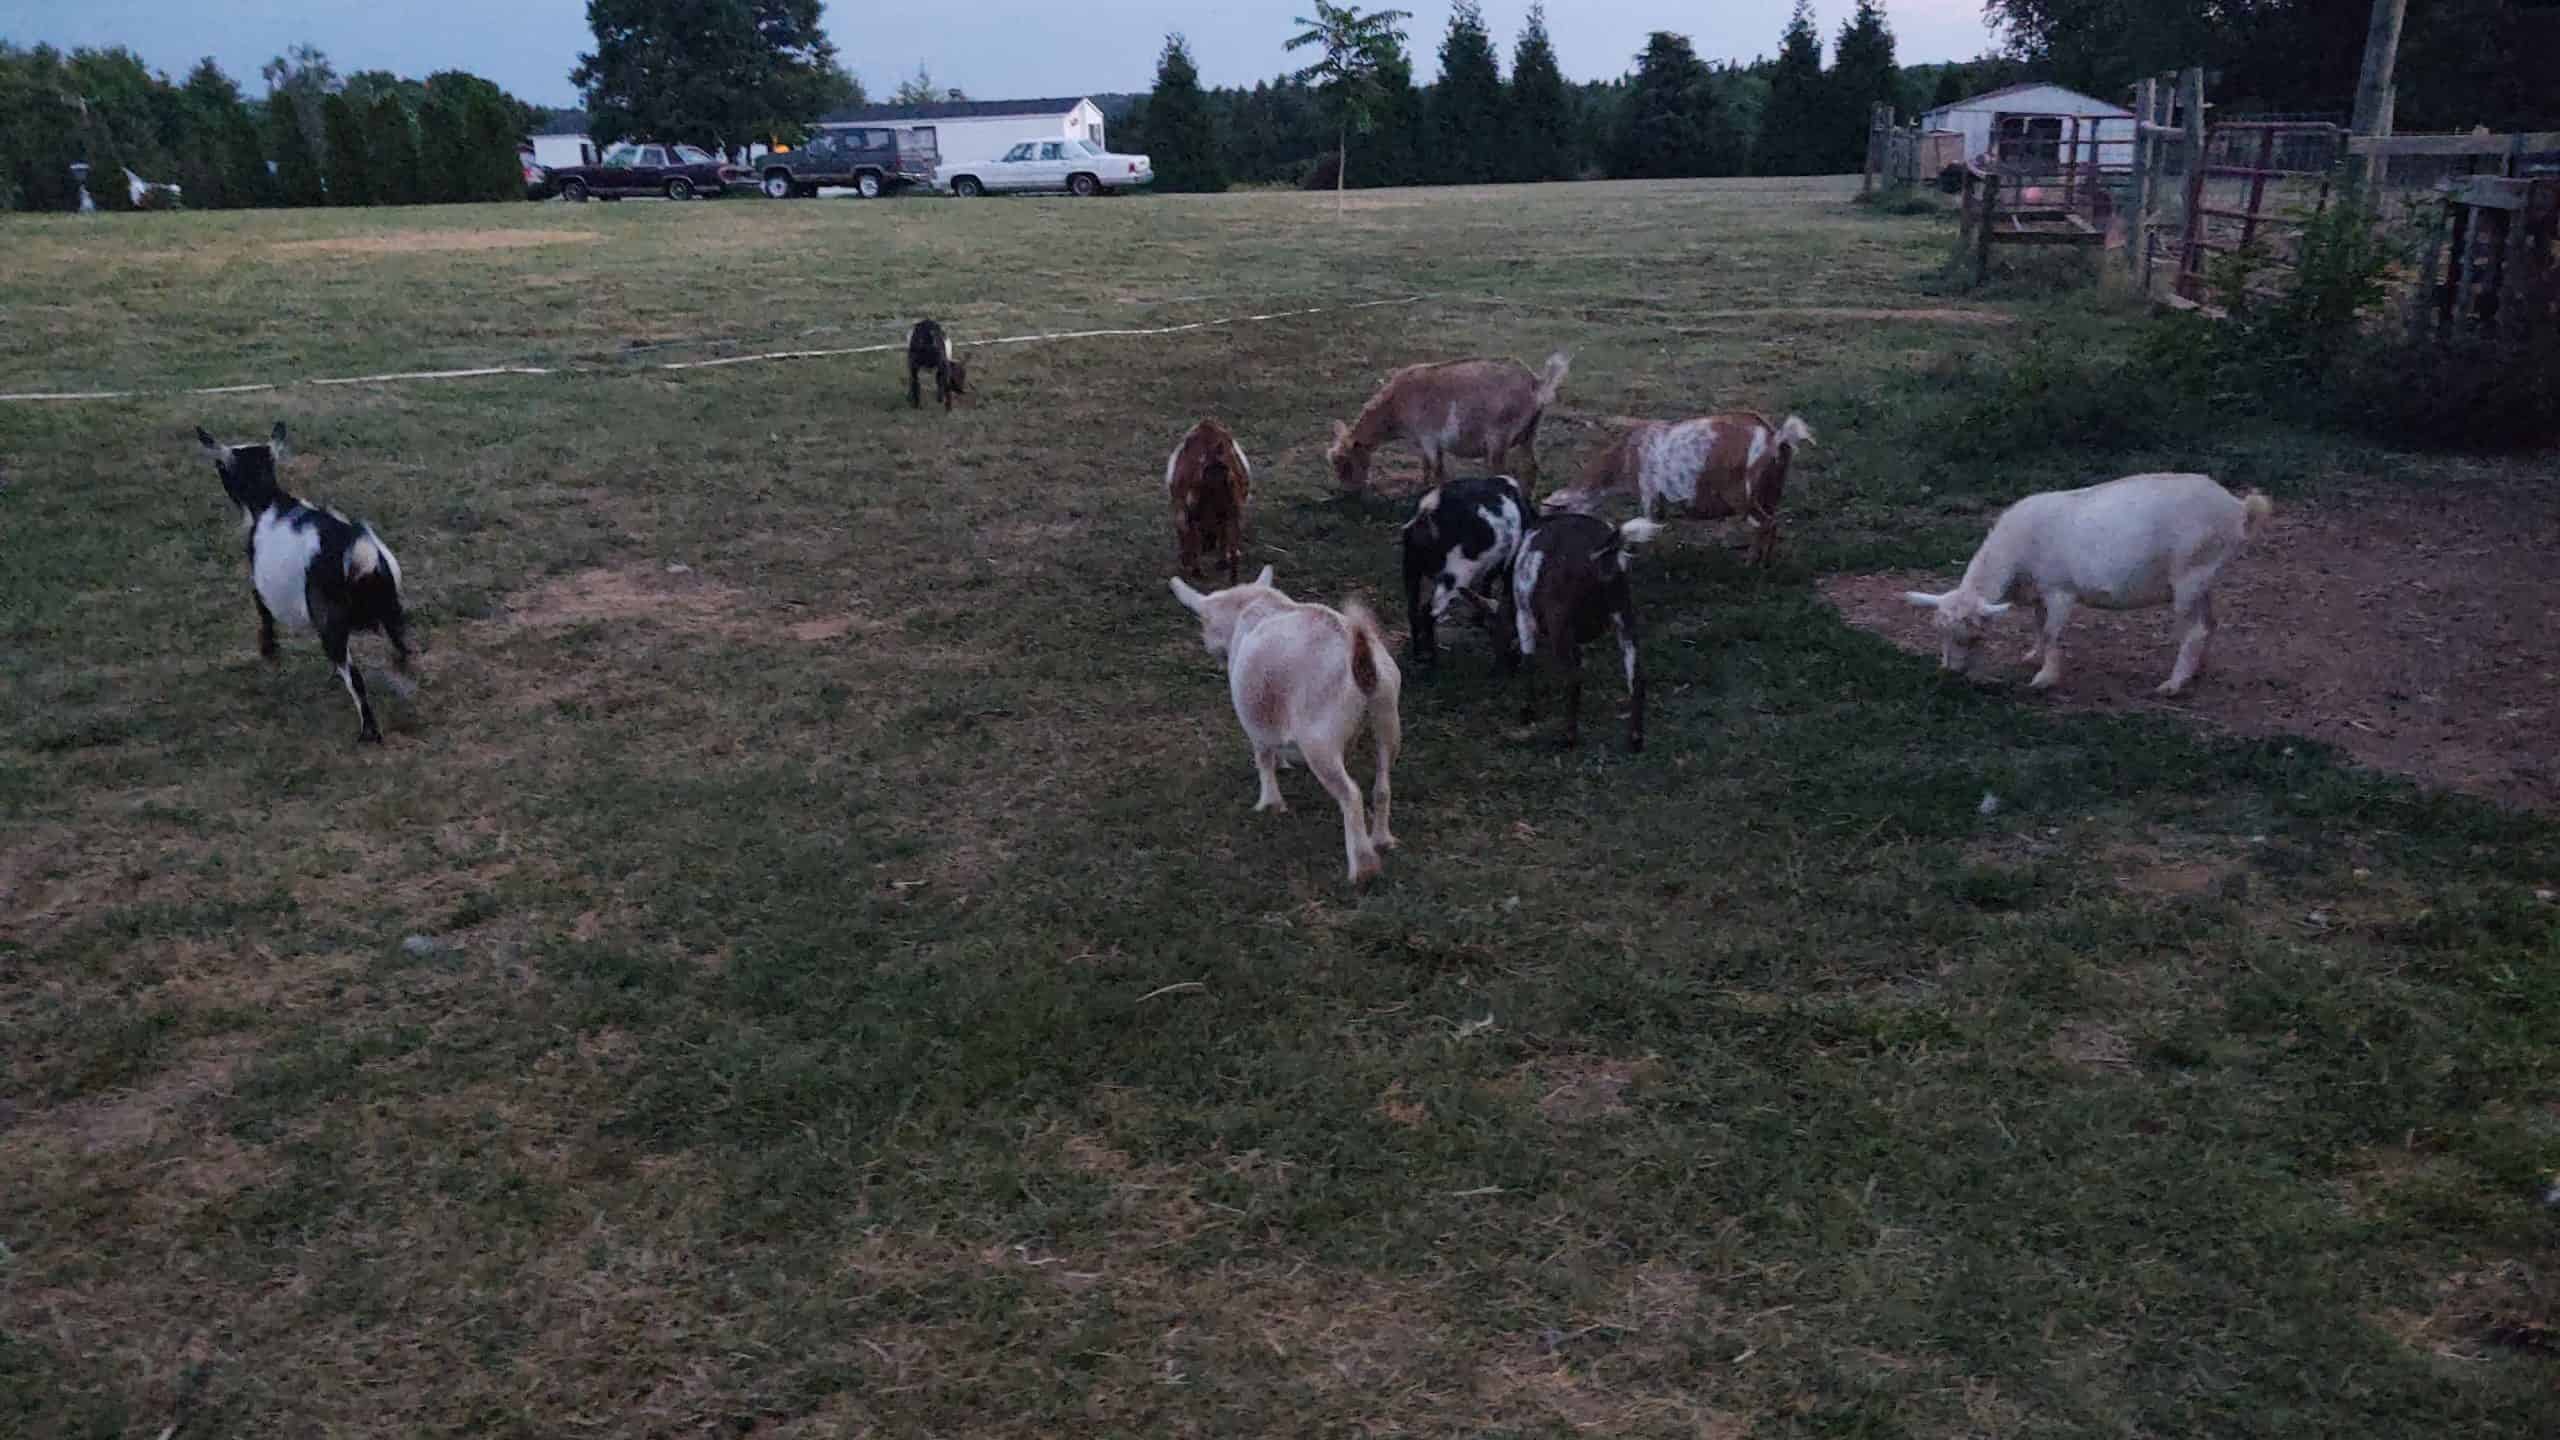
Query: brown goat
1165,419,1252,584
1547,413,1814,566
1327,352,1570,495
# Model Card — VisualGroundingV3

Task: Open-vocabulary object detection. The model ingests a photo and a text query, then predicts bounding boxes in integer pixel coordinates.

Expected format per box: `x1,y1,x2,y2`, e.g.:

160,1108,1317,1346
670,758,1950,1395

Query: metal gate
2173,122,2347,305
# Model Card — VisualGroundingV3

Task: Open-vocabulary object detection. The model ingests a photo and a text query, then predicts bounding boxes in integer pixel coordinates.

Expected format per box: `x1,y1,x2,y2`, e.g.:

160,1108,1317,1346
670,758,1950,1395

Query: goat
1400,474,1532,670
1328,352,1570,495
194,423,413,744
1546,413,1815,567
1165,419,1252,584
1168,566,1402,884
906,319,969,410
1500,513,1662,751
1905,471,2274,696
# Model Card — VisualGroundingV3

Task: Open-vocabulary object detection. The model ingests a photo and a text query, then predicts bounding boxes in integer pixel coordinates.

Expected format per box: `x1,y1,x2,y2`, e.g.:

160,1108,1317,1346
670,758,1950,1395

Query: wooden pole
2128,77,2158,279
2351,0,2407,189
1976,171,2000,286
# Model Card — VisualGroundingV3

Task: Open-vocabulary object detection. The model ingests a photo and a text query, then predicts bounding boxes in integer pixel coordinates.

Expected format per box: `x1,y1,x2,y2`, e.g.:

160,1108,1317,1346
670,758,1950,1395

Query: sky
0,1,2006,109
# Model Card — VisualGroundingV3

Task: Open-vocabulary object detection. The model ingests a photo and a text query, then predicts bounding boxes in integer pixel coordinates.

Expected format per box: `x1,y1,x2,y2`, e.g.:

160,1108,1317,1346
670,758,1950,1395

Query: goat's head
946,353,969,396
1904,587,2011,673
195,421,289,514
1169,564,1278,658
1326,421,1372,491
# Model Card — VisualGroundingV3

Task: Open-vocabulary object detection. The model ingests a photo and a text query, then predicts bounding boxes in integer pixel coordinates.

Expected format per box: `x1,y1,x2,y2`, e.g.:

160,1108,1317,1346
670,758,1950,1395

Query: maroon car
552,142,746,202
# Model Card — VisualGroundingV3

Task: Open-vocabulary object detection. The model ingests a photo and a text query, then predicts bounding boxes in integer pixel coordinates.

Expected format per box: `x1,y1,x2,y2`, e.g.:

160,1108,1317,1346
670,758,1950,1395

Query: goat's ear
196,426,225,461
1253,564,1275,589
1168,577,1206,614
269,422,291,459
1903,590,1946,610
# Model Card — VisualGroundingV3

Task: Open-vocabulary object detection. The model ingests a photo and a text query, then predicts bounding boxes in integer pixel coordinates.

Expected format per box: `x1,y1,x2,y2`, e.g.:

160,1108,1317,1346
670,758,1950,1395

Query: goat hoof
2028,672,2062,692
1349,856,1383,885
2154,680,2189,698
358,730,384,746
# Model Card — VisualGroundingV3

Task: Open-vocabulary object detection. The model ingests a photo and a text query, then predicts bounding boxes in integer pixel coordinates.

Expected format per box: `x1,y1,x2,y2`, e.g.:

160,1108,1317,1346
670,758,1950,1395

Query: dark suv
756,126,940,199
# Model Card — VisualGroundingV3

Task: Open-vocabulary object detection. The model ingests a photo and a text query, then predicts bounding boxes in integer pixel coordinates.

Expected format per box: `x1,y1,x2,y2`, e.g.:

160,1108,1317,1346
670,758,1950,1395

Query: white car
939,139,1154,198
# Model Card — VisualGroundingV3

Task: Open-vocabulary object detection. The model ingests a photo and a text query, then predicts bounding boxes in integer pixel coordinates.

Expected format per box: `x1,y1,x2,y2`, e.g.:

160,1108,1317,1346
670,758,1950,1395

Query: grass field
5,178,2557,1437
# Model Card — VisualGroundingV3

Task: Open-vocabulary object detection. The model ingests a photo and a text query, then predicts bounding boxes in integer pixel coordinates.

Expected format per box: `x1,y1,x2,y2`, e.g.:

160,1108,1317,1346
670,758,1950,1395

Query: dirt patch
266,229,599,258
1820,485,2560,810
2049,1022,2136,1075
1533,1056,1655,1124
2383,1261,2560,1363
26,1042,254,1156
509,566,748,633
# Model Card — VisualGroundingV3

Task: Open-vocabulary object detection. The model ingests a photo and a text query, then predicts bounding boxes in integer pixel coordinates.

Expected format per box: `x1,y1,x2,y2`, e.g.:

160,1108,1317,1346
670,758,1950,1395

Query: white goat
1905,472,2273,696
1169,566,1402,884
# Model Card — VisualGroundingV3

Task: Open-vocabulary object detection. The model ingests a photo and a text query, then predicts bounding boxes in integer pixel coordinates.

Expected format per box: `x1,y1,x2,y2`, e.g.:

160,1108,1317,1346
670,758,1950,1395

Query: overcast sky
0,1,2005,108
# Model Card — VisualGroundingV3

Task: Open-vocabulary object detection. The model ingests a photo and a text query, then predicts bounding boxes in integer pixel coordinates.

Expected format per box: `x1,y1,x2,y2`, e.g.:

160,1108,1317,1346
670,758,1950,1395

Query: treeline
1116,2,1996,193
0,41,536,212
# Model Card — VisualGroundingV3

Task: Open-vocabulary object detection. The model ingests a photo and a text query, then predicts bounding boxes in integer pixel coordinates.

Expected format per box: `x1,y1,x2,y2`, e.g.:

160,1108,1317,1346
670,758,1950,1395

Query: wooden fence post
2352,0,2408,189
1976,171,2001,287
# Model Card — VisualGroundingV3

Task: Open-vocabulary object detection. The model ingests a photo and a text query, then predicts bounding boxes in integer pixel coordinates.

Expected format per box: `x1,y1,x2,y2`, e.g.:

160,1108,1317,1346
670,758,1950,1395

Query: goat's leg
1404,562,1436,669
1303,746,1379,884
1252,746,1288,813
2022,593,2050,665
1752,510,1781,568
1615,607,1646,753
253,592,279,660
384,614,416,673
1368,700,1400,850
318,613,382,744
908,363,923,409
1555,638,1584,748
2159,587,2217,696
2028,593,2075,691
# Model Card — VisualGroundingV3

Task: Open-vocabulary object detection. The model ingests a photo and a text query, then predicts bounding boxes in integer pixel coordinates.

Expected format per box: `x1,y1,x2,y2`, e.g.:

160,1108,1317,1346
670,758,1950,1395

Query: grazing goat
1546,413,1815,567
1165,418,1252,584
194,423,413,744
1905,472,2274,696
906,319,968,410
1400,474,1532,670
1168,566,1402,884
1501,513,1662,752
1328,352,1570,494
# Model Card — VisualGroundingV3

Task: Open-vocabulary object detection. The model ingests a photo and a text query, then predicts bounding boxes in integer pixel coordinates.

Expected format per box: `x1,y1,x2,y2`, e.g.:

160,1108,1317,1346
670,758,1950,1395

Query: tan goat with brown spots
1328,352,1570,495
1548,412,1815,566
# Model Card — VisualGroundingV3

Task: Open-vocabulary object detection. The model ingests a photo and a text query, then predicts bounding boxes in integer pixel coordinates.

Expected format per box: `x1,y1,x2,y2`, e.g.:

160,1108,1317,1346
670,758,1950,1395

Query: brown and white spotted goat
1547,412,1815,567
905,319,969,410
1164,418,1252,584
1327,352,1570,495
1500,514,1662,752
1169,566,1402,885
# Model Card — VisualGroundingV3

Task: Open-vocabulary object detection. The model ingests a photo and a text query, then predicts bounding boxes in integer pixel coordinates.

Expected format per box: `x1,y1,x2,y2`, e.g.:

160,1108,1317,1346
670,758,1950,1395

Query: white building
814,97,1106,172
1921,82,2135,168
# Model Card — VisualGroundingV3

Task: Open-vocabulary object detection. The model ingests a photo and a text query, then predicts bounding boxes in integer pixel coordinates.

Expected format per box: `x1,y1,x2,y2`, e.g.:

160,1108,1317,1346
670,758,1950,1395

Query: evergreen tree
176,58,250,208
1829,0,1900,170
416,91,468,203
1506,4,1571,182
1756,0,1830,175
266,91,326,205
366,92,420,205
1609,31,1720,180
321,91,372,204
1931,66,1967,108
1366,45,1427,187
1429,0,1505,185
462,86,521,201
223,105,274,206
1145,33,1225,192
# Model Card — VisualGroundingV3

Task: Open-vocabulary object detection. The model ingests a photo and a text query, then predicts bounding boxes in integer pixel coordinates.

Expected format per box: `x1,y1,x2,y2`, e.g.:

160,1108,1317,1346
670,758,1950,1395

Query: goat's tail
1342,599,1386,696
1777,414,1816,449
2241,490,2275,539
1533,350,1572,408
347,535,384,580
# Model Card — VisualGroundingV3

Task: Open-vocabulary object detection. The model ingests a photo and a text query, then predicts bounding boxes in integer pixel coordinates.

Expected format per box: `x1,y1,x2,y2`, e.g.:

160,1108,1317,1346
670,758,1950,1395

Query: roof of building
1924,81,2132,119
818,96,1087,126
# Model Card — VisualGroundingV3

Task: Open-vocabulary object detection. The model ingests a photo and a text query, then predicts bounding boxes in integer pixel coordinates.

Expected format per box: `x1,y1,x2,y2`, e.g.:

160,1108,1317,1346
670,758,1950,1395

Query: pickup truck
755,126,939,199
552,143,746,202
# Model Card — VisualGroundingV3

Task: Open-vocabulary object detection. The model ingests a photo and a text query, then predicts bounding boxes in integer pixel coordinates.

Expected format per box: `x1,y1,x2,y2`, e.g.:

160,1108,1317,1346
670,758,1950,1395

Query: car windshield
673,145,716,165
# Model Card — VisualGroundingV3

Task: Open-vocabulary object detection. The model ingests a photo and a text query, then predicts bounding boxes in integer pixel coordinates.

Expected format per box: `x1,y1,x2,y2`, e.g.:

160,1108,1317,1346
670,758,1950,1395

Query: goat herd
188,321,2275,888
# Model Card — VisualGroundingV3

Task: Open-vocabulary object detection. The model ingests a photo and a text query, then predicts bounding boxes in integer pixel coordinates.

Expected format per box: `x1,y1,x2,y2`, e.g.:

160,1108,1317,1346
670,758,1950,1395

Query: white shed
814,97,1105,172
1922,82,2134,168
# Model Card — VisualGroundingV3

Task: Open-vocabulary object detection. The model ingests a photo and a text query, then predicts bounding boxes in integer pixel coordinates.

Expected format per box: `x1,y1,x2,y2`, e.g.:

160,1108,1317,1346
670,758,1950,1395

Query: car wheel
762,172,793,200
561,178,590,203
1069,173,1099,198
857,172,883,199
666,177,695,201
952,176,983,198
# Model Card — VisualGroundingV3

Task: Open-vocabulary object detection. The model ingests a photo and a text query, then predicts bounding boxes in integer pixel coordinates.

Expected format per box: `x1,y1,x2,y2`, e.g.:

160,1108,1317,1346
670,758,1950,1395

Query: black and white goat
1400,474,1532,670
905,319,969,410
195,423,414,744
1500,513,1662,752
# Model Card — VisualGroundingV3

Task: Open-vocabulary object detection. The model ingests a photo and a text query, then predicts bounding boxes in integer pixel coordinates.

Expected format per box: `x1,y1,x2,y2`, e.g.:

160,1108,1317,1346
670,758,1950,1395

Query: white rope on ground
0,294,1443,405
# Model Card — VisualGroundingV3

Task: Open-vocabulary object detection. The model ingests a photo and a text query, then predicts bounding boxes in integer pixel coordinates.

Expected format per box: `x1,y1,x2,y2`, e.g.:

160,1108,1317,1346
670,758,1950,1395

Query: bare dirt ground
1823,482,2560,811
